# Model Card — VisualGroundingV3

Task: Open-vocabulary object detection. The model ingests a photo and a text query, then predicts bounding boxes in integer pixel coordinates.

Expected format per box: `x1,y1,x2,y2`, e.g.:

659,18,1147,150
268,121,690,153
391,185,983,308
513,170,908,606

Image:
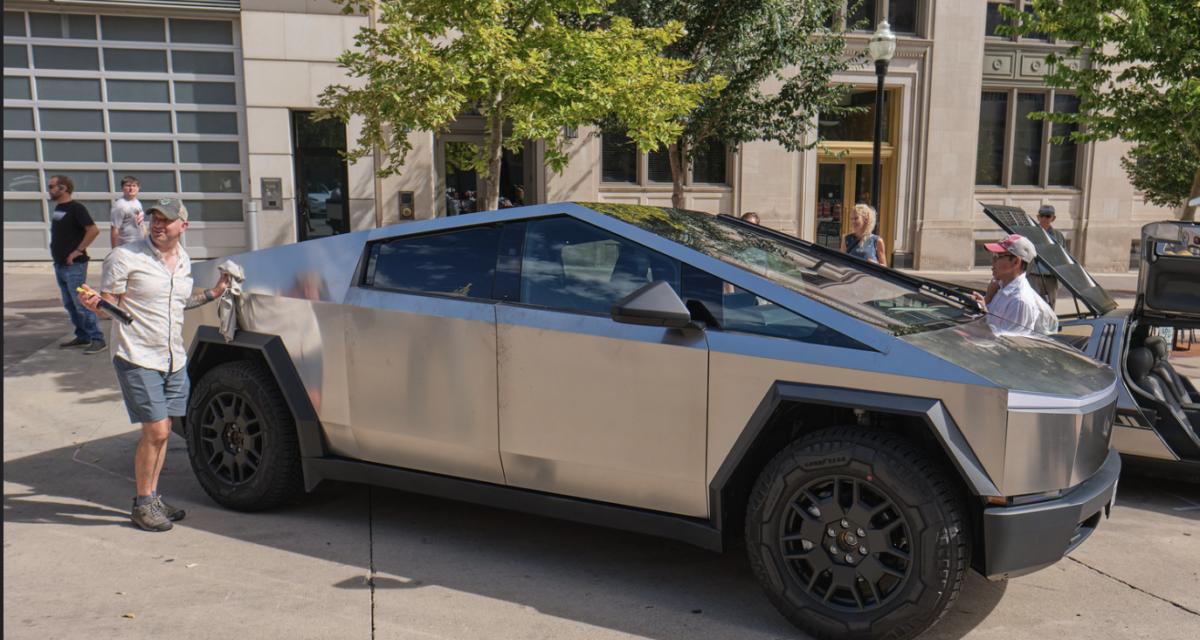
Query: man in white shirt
971,234,1058,337
80,198,228,532
110,175,145,248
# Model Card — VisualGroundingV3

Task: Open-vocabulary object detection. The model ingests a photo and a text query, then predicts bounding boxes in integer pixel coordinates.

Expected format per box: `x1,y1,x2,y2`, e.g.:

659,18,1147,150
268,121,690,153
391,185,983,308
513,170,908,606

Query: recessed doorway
291,111,349,241
814,88,899,258
438,137,527,216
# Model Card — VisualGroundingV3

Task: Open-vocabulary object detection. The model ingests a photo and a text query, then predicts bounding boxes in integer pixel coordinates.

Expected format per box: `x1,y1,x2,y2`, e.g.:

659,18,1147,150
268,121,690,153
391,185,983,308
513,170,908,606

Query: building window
2,10,245,227
1011,93,1044,185
975,89,1079,188
691,139,728,184
976,92,1008,185
1047,94,1079,186
600,129,728,187
839,1,920,34
986,1,1050,41
819,89,891,142
647,149,672,183
601,129,637,183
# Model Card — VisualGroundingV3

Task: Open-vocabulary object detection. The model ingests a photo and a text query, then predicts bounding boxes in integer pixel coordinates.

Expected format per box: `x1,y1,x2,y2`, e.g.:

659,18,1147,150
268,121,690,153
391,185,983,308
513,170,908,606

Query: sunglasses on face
991,253,1016,262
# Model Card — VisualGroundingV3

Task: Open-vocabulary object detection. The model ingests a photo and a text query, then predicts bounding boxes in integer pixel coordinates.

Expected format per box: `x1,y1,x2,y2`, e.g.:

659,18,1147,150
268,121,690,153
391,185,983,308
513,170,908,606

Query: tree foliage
606,0,858,208
318,0,722,211
1008,0,1200,217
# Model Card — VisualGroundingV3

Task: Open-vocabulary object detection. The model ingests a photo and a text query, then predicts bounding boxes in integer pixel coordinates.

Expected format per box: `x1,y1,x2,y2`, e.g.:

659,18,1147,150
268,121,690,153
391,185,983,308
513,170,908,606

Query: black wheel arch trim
184,326,327,465
707,381,1000,537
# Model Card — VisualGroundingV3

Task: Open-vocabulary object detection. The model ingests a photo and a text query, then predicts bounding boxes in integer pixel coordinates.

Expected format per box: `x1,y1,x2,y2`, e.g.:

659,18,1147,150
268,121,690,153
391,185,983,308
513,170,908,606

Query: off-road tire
745,426,969,640
186,360,304,511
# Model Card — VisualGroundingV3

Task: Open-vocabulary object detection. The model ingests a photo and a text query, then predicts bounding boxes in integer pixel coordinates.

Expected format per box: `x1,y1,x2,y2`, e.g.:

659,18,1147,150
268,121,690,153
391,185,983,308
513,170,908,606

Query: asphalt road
4,263,1199,639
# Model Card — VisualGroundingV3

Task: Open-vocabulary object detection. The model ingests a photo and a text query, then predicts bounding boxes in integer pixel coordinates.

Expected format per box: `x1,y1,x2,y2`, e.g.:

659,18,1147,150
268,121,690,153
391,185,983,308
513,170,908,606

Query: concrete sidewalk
5,266,1200,640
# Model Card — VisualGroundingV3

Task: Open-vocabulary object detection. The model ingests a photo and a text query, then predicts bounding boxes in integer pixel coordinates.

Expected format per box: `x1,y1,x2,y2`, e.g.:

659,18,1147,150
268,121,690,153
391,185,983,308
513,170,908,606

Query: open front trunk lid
981,204,1118,317
1137,221,1200,325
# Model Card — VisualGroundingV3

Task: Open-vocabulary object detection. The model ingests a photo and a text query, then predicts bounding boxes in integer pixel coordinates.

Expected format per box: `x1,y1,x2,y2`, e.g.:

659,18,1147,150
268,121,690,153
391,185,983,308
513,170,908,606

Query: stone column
1079,138,1137,272
913,2,988,270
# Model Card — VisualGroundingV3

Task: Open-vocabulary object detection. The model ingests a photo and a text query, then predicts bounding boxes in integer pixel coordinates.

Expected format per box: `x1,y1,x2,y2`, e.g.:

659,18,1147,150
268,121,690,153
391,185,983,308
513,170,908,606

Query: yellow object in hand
76,286,134,324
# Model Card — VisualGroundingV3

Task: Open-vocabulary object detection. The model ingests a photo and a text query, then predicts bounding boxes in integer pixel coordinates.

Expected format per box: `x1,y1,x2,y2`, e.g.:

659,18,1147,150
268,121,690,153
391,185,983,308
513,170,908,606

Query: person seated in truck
972,233,1058,337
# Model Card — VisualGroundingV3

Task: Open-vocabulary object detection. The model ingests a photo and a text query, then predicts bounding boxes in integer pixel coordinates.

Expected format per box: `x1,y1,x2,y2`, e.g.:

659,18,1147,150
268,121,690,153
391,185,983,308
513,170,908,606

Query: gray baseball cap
1037,204,1055,217
147,197,188,222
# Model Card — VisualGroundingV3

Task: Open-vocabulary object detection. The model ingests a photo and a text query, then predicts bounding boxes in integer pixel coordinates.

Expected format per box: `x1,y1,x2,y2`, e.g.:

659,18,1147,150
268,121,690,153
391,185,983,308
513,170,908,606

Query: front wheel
745,427,969,640
186,360,304,511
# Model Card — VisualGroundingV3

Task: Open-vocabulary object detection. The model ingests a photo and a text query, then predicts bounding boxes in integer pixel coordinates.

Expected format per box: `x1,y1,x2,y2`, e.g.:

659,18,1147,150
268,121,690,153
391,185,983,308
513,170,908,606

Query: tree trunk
481,111,504,212
1184,166,1200,222
668,140,687,210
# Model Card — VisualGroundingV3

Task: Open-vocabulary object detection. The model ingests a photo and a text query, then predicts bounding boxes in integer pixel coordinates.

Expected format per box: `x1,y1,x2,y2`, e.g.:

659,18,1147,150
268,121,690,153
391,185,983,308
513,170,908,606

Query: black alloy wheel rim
777,475,913,612
198,391,265,485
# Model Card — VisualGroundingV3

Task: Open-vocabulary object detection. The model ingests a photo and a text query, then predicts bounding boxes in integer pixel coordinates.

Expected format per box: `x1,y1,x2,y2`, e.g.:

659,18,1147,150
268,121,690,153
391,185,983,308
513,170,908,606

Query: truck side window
681,265,868,349
520,217,680,314
364,226,501,299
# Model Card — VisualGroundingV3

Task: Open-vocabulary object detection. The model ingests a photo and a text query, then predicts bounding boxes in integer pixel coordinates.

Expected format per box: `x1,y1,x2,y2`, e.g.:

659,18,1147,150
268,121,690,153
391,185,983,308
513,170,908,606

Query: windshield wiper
716,214,985,311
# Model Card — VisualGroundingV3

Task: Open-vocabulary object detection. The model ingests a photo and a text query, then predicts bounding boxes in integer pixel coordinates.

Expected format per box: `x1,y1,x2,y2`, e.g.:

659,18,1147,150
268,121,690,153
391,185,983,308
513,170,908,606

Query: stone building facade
3,0,1179,270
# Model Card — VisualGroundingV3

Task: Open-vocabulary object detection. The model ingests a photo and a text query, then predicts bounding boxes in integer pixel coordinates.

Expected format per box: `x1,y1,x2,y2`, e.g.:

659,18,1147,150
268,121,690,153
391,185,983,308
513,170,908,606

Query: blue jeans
54,261,104,343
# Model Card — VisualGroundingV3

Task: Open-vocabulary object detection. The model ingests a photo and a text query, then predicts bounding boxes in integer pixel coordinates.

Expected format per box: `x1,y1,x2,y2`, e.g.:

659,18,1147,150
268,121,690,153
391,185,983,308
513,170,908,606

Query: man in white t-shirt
110,175,145,248
971,233,1058,337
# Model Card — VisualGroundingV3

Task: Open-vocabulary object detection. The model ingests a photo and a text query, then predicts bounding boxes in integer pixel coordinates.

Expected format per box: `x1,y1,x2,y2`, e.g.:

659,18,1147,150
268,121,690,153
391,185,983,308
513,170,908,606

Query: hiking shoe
155,495,186,522
59,337,89,348
131,499,173,532
83,341,108,355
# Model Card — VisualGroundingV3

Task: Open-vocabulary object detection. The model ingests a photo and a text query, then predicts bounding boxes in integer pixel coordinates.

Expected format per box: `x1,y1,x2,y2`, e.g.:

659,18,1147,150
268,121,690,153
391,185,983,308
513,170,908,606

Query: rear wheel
745,427,969,640
186,360,304,510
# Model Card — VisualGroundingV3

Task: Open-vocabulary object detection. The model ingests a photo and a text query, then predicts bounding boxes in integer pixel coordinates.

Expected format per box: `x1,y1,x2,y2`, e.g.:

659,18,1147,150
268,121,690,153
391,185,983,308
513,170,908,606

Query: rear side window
364,226,501,299
520,217,680,314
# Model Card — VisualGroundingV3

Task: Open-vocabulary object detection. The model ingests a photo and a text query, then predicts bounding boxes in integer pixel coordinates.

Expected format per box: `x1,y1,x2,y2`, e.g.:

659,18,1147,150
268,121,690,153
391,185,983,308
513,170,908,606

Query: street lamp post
867,20,896,219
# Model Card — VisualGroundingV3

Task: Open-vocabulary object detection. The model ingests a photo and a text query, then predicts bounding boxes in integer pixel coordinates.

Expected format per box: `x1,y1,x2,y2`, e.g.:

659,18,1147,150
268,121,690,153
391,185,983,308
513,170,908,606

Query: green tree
607,0,858,208
318,0,720,212
1008,0,1200,219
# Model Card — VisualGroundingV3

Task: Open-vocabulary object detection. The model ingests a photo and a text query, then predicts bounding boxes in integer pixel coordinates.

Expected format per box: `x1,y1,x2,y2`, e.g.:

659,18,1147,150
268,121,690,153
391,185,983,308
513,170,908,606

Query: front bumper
981,448,1121,579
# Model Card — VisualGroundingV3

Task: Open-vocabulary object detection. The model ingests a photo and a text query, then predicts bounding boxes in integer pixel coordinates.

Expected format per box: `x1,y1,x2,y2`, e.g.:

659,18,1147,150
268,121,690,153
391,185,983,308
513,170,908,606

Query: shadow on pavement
2,321,123,403
3,432,1007,640
1110,472,1200,521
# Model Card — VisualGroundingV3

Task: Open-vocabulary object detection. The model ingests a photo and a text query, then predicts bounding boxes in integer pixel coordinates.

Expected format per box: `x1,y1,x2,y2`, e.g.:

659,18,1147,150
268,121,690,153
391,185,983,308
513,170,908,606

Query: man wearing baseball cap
971,233,1058,337
1027,204,1068,307
79,198,229,532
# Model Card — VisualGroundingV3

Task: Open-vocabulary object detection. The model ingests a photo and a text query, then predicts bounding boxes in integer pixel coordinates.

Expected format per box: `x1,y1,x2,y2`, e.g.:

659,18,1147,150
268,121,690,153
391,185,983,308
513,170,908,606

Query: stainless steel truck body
182,203,1120,640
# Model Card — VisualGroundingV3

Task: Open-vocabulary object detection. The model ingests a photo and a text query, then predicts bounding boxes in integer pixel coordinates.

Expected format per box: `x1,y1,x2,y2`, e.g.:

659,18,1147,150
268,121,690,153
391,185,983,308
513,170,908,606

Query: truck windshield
587,203,977,335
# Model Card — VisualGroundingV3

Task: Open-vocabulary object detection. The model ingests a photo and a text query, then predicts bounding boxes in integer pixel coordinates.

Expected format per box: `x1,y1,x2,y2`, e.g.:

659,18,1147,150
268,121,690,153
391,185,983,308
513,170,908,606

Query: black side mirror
611,281,696,329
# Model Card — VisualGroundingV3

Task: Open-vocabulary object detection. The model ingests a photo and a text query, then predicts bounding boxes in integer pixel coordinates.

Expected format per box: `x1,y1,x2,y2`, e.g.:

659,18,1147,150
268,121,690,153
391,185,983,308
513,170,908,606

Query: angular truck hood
901,317,1117,397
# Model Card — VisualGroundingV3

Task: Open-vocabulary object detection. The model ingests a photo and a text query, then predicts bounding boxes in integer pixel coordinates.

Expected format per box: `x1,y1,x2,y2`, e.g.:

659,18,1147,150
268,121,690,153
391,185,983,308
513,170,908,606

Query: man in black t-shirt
48,174,106,353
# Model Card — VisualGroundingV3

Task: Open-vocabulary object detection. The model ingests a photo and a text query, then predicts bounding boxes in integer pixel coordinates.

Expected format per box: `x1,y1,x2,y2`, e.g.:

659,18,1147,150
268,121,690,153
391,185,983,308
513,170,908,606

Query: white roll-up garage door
3,6,247,260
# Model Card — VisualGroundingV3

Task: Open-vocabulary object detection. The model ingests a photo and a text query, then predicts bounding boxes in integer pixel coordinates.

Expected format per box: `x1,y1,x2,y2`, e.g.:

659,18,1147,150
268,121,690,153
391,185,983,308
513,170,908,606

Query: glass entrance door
816,164,846,250
292,111,349,240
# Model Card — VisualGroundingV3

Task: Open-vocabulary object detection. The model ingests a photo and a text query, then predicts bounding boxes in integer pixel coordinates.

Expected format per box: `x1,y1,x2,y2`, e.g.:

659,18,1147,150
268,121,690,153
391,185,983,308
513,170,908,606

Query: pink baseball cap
984,233,1037,262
